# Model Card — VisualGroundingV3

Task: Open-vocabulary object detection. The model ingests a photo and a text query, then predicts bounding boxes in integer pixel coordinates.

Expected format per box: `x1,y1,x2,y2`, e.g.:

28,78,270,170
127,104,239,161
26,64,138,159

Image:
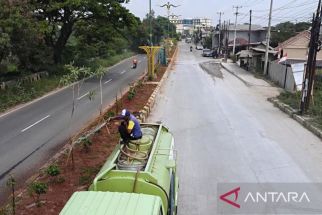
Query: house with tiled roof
212,24,267,54
276,30,322,67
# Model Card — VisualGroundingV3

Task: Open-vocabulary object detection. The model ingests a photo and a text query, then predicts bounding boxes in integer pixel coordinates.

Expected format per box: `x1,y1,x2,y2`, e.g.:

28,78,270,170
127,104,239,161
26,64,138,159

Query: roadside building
275,30,322,67
212,24,267,54
237,42,277,72
169,17,212,36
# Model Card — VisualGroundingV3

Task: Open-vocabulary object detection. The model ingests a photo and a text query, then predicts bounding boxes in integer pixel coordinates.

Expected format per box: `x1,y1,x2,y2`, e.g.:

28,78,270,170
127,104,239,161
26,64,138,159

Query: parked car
185,37,192,43
202,49,214,57
196,45,203,50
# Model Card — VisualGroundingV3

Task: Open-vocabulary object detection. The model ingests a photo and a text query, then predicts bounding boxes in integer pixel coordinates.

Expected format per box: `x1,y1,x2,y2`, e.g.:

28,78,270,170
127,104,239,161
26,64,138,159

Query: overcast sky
123,0,318,26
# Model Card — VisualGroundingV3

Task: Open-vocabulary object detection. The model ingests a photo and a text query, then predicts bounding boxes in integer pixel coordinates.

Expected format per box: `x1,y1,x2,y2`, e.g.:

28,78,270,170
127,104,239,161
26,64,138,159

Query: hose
120,146,148,161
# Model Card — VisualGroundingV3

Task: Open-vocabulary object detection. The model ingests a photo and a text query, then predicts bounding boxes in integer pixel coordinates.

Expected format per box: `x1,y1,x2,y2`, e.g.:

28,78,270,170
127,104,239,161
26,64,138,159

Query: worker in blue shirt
109,109,142,145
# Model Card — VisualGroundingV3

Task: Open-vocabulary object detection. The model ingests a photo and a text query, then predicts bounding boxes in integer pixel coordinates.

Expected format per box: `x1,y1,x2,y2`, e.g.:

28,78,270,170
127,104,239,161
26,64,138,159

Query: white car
196,45,203,50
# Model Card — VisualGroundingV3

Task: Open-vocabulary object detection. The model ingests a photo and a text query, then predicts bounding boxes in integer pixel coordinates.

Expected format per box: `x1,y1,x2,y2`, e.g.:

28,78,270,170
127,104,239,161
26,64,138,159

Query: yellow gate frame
139,46,161,79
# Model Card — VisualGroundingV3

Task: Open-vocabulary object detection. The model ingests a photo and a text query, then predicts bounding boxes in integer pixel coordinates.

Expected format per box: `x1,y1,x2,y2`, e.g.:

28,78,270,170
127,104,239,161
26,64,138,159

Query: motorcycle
132,60,137,69
190,46,193,52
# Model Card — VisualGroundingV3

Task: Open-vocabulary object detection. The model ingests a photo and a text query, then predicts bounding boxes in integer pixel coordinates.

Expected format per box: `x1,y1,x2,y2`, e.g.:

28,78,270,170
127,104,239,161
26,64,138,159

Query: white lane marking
104,79,112,84
0,55,140,119
120,70,127,75
21,115,51,132
77,92,89,100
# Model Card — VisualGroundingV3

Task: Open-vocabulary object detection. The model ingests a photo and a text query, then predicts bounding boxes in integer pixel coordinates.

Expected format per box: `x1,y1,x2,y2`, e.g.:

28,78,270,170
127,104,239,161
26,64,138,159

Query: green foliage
60,64,91,86
6,175,16,188
127,86,136,100
141,14,178,45
203,36,213,49
271,21,311,47
30,0,137,63
0,1,47,77
107,111,116,117
29,182,48,196
278,81,322,129
46,164,60,177
88,90,96,101
28,181,48,207
137,79,144,88
0,76,61,112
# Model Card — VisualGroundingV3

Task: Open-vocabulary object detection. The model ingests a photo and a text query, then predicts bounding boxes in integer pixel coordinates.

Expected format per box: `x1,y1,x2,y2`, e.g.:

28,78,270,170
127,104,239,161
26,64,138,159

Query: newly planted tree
6,174,16,215
28,181,48,207
95,66,106,115
61,64,92,168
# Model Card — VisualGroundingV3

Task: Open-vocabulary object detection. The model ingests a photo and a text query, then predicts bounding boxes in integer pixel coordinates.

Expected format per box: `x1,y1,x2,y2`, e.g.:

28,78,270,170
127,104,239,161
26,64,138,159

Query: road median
0,45,177,214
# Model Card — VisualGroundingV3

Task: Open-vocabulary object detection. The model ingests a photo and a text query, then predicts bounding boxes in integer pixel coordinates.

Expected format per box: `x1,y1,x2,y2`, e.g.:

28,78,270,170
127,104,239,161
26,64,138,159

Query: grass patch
0,76,61,112
93,52,134,68
278,81,322,129
277,91,301,110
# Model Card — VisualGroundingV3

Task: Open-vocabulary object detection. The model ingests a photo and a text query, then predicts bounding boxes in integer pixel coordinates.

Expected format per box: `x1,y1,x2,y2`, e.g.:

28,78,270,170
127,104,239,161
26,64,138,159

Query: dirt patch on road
199,61,223,79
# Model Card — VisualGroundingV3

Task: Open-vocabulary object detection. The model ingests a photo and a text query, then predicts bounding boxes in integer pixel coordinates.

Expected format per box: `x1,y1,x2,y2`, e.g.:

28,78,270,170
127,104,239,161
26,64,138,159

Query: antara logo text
220,187,310,208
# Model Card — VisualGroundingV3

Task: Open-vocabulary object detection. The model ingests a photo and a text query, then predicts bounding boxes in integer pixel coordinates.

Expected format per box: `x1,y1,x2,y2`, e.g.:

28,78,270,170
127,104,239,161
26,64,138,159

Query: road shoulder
221,61,322,141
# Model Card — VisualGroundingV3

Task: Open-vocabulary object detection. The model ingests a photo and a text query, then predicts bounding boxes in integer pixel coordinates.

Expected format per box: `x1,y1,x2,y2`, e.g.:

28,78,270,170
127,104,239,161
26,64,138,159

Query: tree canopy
0,0,176,79
271,21,311,47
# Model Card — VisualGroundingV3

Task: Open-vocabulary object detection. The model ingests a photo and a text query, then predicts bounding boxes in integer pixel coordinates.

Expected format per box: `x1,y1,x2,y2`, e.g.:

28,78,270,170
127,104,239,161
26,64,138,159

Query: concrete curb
268,97,322,140
137,46,178,123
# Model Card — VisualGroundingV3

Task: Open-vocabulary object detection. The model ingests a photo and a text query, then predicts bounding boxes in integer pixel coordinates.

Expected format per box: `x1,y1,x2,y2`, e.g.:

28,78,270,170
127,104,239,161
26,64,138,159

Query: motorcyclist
133,58,138,68
190,46,192,52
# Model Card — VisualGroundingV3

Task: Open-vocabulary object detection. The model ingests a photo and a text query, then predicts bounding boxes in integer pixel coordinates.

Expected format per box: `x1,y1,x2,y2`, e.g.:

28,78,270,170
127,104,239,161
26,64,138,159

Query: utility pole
233,6,242,55
263,0,273,75
217,12,224,54
225,20,230,61
248,10,252,50
300,0,322,114
223,21,226,61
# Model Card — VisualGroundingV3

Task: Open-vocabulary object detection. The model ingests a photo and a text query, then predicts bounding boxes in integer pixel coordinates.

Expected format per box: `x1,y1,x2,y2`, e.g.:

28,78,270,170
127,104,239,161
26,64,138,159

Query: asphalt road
149,43,322,214
0,55,147,199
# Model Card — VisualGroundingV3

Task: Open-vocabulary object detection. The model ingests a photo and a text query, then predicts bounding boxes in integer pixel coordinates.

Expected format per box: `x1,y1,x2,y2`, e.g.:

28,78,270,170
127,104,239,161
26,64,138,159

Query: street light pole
149,0,153,45
263,0,273,75
160,2,180,39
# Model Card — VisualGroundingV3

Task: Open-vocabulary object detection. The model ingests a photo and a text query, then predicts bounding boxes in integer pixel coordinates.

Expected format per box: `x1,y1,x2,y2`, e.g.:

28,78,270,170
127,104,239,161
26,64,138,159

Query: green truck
60,123,179,215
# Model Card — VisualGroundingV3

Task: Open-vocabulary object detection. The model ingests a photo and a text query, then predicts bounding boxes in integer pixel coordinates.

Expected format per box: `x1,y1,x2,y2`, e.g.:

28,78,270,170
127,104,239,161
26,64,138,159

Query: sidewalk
221,62,271,87
221,62,281,98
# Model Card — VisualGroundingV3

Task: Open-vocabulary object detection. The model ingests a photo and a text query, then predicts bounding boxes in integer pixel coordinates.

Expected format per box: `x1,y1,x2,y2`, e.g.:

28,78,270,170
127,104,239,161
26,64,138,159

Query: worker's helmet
121,109,131,117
